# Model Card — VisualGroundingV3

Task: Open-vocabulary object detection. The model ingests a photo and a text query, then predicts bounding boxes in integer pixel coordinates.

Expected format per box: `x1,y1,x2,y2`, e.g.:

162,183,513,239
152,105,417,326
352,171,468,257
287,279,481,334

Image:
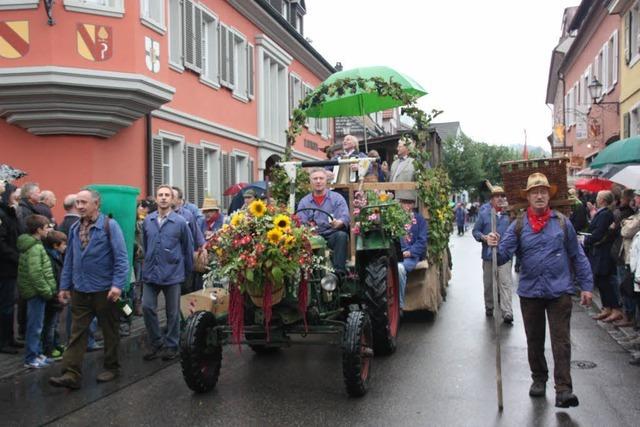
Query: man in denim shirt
49,188,129,389
488,173,593,408
472,184,514,323
142,185,194,361
296,168,350,274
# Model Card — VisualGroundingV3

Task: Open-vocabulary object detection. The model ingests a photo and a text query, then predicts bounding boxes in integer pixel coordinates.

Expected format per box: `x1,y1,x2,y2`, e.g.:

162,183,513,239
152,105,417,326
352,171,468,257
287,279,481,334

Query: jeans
0,277,16,348
323,231,348,273
42,302,61,355
397,256,419,309
520,294,573,393
25,297,47,364
143,283,181,350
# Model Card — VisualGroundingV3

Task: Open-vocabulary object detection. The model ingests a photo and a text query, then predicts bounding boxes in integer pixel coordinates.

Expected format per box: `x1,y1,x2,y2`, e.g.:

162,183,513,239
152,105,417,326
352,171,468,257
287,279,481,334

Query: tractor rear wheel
363,254,400,355
342,310,373,397
180,311,222,393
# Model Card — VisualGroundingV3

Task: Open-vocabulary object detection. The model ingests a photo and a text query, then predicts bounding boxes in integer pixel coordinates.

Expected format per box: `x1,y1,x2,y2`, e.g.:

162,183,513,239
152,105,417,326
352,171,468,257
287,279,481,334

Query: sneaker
24,360,46,369
119,323,131,337
37,355,55,365
529,381,546,397
51,348,63,361
86,343,104,352
96,370,119,383
555,391,579,408
143,346,162,361
160,347,179,361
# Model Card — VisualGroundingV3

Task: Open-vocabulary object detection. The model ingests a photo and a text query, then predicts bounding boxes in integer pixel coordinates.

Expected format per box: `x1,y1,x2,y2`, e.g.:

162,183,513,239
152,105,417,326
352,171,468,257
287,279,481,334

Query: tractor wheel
342,310,373,397
245,332,280,355
180,311,222,393
363,254,400,355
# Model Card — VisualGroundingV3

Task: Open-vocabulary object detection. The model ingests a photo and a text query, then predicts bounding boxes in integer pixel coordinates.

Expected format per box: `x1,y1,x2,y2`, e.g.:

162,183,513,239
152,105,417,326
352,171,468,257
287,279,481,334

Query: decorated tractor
179,158,402,397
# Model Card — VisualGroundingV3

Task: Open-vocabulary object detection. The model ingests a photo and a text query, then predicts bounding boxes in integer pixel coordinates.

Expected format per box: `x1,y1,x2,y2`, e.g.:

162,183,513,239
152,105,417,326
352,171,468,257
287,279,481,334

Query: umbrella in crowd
304,65,427,151
0,164,27,182
608,164,640,190
590,135,640,168
223,182,248,196
574,177,613,192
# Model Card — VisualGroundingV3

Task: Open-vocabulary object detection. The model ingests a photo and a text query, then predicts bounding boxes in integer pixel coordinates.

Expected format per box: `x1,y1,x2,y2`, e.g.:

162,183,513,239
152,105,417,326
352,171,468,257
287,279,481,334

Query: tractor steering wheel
294,207,335,224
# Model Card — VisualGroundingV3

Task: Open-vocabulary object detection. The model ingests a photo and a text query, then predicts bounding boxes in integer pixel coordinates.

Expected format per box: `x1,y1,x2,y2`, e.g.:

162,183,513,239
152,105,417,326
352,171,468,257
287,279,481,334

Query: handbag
193,249,211,273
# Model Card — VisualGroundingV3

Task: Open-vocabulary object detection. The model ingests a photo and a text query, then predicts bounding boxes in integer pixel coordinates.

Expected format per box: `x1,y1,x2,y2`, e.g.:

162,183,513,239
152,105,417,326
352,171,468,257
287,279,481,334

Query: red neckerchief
313,194,326,206
206,212,220,230
527,207,551,233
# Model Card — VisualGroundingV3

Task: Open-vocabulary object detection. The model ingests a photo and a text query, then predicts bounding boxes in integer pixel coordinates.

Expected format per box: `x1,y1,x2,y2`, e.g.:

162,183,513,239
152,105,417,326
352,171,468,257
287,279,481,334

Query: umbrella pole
362,114,368,152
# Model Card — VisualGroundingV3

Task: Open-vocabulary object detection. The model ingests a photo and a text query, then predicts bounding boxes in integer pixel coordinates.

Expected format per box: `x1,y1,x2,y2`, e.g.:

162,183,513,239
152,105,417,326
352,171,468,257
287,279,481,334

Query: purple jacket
296,190,350,236
497,211,593,299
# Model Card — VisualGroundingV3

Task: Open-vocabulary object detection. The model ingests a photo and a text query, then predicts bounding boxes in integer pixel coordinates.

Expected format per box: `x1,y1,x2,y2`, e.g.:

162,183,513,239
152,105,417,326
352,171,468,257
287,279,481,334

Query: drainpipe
558,71,567,151
145,113,153,197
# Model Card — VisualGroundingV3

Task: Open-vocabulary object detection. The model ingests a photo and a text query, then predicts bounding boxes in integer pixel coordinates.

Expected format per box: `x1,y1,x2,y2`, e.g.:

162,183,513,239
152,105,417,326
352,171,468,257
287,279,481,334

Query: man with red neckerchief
487,172,593,409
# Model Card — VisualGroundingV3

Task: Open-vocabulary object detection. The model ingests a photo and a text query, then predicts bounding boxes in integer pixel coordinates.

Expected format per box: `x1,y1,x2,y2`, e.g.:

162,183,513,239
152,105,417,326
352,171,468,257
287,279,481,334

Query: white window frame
158,131,185,187
303,83,316,132
630,102,640,137
232,150,250,183
231,28,249,102
168,0,183,71
630,3,640,67
200,6,220,89
140,0,165,34
289,72,303,116
0,0,39,10
201,142,221,200
63,0,125,18
606,30,619,92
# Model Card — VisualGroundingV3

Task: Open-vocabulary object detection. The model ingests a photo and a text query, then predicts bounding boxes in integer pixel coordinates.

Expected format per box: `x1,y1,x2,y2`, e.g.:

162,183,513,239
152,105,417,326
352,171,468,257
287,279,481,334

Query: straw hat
520,172,558,198
484,180,505,196
201,198,220,211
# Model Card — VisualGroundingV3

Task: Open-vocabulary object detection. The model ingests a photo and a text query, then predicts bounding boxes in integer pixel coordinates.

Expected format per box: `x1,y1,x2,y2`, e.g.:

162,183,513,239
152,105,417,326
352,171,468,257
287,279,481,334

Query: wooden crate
499,158,571,214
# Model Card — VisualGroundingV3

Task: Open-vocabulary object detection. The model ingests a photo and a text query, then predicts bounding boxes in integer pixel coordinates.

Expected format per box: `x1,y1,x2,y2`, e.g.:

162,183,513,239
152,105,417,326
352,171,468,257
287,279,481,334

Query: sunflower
266,228,283,244
379,192,390,202
230,212,244,227
273,214,291,230
248,200,267,217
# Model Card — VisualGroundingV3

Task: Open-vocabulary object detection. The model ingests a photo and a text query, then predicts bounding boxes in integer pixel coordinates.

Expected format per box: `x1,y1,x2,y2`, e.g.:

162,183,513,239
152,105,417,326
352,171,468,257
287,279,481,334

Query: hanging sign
77,24,112,61
145,36,160,73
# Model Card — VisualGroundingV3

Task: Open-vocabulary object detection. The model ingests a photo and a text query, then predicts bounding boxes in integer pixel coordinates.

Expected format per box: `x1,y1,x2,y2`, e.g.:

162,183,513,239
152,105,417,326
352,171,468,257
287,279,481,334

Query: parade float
178,68,453,397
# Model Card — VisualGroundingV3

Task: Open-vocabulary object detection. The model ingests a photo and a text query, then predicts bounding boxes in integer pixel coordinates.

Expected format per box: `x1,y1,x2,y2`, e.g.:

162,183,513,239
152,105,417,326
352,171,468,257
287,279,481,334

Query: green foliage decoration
273,76,453,263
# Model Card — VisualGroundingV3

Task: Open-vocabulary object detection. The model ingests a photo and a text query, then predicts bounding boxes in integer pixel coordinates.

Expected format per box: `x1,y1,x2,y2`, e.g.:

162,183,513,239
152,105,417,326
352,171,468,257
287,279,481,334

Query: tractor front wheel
180,311,222,393
363,255,400,355
342,310,373,397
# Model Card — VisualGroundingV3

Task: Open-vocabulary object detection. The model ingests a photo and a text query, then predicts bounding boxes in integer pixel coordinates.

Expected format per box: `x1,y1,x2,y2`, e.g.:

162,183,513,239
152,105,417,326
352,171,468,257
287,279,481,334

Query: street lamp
588,77,619,113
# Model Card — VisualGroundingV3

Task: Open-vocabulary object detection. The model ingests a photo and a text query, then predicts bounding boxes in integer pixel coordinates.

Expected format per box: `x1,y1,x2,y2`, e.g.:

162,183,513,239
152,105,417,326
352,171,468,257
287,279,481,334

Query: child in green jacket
17,214,56,369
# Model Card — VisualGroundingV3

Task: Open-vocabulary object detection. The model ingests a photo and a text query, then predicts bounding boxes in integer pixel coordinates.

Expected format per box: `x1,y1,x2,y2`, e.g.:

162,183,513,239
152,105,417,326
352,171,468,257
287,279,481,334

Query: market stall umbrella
590,135,640,168
609,164,640,189
0,164,27,182
304,65,427,151
574,177,613,192
223,182,248,196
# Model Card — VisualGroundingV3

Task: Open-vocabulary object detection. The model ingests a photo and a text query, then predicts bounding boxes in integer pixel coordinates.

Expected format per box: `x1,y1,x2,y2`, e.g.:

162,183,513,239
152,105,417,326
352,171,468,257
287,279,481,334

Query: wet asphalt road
2,230,640,426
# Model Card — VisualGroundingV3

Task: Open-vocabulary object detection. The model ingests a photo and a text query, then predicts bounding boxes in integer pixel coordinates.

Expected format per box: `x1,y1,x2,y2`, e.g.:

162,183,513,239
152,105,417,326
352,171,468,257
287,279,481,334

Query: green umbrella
304,65,427,118
591,135,640,168
304,66,426,151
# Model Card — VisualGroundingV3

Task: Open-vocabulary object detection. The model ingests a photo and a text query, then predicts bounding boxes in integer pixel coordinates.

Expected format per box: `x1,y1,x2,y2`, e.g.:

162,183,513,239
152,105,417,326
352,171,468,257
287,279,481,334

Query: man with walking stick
487,172,593,408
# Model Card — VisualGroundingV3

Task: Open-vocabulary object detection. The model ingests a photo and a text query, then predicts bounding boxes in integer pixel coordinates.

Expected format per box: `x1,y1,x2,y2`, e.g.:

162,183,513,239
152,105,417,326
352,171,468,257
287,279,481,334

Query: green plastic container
88,184,140,290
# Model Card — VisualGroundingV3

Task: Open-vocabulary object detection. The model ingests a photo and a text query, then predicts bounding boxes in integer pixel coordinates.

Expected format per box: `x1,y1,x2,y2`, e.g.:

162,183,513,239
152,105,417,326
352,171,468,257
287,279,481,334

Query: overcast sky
305,0,579,149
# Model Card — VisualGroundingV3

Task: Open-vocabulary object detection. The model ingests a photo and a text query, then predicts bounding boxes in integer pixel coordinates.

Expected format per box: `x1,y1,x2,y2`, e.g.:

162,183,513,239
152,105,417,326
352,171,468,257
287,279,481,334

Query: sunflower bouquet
208,200,316,299
352,190,412,240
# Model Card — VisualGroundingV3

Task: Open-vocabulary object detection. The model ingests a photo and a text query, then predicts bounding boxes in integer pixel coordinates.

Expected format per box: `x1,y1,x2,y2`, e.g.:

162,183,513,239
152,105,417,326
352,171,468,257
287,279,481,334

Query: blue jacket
472,208,511,260
400,212,428,259
296,190,350,236
455,207,466,226
497,211,593,299
175,206,205,248
61,214,129,293
583,207,615,276
184,202,205,235
142,211,194,285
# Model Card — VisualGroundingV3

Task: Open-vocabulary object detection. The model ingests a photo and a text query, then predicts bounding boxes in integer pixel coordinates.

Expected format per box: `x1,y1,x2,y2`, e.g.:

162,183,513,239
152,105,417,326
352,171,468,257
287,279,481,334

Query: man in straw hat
487,172,593,408
472,182,513,323
200,198,224,239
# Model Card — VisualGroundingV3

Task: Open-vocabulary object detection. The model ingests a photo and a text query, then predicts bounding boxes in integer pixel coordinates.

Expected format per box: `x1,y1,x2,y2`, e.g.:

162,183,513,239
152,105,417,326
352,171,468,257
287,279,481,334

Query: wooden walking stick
491,207,504,411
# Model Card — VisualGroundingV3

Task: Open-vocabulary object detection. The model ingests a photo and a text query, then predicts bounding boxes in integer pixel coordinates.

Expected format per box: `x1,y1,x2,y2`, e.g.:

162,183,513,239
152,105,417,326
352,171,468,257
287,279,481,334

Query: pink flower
353,208,361,216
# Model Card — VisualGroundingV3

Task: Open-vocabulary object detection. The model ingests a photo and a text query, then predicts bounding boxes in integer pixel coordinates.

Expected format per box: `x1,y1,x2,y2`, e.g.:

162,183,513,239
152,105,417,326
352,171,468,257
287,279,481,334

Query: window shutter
194,6,203,71
248,159,254,183
228,30,236,87
185,145,196,203
183,0,196,70
625,11,631,64
230,155,237,185
222,152,230,208
195,146,205,207
169,0,182,65
613,31,619,86
288,74,294,116
219,24,231,88
624,112,631,138
247,43,255,98
151,137,163,195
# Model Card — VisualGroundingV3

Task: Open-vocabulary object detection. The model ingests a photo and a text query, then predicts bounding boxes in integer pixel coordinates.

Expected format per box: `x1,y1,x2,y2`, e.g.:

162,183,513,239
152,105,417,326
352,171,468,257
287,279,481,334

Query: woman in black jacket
0,183,21,354
584,190,621,322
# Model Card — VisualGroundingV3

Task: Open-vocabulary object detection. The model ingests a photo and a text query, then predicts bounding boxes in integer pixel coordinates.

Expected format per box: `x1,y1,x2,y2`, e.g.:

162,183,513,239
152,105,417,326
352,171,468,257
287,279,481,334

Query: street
2,230,639,427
